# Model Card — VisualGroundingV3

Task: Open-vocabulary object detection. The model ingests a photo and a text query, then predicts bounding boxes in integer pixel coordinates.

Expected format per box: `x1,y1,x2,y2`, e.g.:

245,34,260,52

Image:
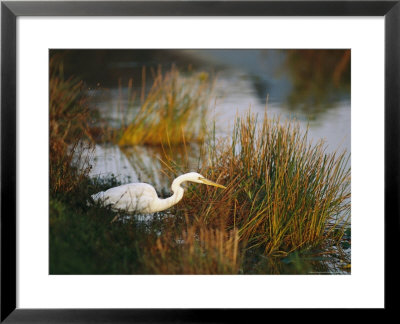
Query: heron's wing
101,183,158,213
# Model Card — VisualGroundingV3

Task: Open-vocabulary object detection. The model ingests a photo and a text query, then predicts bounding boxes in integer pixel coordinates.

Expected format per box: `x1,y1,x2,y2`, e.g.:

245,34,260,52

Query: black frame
1,0,398,321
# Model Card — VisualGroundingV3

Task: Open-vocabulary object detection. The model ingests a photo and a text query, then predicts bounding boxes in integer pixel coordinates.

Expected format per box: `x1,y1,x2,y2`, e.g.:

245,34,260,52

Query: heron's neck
151,177,185,213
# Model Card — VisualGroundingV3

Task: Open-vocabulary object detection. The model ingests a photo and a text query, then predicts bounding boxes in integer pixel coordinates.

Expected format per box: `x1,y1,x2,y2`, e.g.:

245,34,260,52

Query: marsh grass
49,59,94,194
118,66,214,146
143,222,241,274
173,111,351,256
49,58,350,274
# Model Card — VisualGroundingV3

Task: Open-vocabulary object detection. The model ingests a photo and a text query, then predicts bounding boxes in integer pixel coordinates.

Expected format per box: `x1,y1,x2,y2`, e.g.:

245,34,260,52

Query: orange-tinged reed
143,223,241,274
119,66,213,146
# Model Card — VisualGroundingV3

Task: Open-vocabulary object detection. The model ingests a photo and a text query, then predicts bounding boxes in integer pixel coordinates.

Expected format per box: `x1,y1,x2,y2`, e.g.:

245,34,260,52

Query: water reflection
53,49,350,117
243,248,350,275
178,49,350,116
279,49,350,116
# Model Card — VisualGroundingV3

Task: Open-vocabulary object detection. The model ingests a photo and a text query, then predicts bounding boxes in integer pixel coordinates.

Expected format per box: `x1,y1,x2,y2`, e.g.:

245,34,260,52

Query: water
60,49,350,187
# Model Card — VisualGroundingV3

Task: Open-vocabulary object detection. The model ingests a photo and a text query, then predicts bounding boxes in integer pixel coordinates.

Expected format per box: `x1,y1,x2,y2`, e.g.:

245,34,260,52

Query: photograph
49,49,351,275
2,0,396,319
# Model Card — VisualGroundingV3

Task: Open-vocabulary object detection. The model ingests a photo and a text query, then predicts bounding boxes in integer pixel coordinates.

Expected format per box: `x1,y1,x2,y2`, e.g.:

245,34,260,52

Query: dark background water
52,49,350,116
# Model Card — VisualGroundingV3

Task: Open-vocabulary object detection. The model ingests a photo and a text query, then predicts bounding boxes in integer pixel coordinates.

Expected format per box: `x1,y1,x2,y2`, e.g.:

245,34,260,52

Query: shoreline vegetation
49,60,351,274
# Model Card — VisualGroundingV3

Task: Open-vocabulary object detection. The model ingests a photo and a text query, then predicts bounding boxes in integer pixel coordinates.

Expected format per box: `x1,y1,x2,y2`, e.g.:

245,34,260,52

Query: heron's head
186,172,226,189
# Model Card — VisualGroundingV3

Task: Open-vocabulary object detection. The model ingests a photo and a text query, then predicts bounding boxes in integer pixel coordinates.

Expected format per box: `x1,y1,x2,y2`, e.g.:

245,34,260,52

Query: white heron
91,172,226,213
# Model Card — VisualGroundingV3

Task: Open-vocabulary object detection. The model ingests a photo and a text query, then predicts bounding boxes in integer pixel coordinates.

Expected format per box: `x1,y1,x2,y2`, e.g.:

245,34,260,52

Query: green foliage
50,178,147,274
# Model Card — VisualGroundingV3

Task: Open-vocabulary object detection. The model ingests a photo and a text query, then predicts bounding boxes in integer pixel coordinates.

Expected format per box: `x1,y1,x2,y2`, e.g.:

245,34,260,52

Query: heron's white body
91,172,225,213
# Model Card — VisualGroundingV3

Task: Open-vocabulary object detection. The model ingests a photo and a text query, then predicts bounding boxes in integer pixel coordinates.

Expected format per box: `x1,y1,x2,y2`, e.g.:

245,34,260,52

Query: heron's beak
200,178,226,189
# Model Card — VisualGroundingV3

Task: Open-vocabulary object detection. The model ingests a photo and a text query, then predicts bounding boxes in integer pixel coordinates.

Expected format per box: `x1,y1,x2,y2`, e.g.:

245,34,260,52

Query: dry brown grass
49,58,94,194
143,221,241,274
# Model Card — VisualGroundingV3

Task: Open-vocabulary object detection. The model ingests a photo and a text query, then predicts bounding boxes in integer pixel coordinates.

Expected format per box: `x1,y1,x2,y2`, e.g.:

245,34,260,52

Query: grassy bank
50,176,243,274
50,176,349,274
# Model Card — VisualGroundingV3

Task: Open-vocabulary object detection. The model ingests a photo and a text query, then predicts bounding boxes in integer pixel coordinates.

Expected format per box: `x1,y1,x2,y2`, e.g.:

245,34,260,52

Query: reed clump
118,66,213,146
49,58,94,194
143,222,241,274
180,111,351,256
